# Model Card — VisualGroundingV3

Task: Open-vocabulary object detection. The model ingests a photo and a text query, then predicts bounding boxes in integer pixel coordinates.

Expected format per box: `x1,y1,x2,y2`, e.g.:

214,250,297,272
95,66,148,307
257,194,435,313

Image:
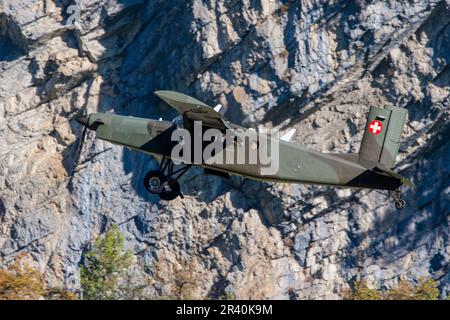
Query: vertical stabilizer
359,105,407,169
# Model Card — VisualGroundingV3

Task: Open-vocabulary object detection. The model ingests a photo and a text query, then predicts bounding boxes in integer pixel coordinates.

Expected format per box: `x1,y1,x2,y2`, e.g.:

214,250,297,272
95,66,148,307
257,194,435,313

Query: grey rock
0,0,449,299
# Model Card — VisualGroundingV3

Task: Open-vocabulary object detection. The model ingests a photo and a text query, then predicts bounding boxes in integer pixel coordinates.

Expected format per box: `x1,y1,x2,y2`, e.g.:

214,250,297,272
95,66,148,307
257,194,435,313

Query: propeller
73,114,90,171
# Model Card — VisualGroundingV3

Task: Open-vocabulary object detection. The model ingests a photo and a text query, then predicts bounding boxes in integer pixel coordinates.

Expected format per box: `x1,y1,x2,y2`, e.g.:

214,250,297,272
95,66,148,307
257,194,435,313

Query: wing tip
154,90,173,98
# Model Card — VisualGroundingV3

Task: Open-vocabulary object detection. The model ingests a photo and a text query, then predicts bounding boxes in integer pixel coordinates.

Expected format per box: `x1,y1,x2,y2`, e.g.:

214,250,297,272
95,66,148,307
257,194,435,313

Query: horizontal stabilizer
375,166,415,187
359,159,414,187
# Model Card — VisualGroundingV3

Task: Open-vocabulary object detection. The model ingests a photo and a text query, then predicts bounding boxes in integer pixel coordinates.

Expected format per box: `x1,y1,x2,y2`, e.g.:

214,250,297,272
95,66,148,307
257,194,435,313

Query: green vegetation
346,278,442,300
0,253,75,300
0,225,150,300
349,281,382,300
80,225,151,300
0,255,45,300
385,280,416,300
413,278,440,300
0,225,200,300
223,291,236,300
4,226,446,301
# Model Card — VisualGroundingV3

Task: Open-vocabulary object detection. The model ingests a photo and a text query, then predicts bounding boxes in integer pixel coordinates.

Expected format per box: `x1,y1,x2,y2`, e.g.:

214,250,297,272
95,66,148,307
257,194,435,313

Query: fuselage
82,113,401,191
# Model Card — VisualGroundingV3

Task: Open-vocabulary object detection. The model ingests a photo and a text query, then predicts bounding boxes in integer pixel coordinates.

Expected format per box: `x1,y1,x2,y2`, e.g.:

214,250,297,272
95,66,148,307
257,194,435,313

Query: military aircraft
76,91,413,209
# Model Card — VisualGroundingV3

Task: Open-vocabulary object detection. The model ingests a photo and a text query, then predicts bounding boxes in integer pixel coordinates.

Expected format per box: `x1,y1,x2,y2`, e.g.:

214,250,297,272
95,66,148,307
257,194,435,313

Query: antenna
281,129,297,142
214,104,226,115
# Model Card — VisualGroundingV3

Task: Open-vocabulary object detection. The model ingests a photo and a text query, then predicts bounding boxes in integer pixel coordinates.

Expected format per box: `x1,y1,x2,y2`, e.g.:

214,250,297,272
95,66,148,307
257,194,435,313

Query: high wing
155,90,229,130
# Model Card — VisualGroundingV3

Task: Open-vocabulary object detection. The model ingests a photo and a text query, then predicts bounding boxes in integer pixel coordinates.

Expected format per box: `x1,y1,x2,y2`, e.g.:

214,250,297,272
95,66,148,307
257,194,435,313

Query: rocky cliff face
0,0,449,299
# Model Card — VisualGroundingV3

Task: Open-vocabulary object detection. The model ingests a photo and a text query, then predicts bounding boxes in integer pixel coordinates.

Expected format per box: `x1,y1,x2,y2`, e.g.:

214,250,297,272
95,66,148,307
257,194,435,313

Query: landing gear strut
390,189,406,210
143,156,191,201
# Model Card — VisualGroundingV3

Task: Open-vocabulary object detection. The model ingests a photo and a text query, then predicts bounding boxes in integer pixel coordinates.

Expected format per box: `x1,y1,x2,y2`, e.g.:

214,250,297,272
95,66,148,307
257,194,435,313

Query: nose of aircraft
76,115,89,126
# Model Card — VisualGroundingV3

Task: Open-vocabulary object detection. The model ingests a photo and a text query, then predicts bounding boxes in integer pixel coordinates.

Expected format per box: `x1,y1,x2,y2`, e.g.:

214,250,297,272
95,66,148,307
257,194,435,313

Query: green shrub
0,253,75,300
347,278,442,300
0,255,45,300
80,225,134,300
349,281,382,300
385,280,415,300
413,278,440,300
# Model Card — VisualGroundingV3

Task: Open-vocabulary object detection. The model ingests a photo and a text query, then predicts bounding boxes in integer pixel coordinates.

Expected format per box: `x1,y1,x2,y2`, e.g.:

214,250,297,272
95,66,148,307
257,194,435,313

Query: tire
159,179,181,201
395,199,406,210
143,171,166,194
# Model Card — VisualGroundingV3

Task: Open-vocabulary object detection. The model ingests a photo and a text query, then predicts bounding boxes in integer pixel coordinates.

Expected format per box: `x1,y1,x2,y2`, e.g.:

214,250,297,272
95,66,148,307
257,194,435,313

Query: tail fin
359,105,408,169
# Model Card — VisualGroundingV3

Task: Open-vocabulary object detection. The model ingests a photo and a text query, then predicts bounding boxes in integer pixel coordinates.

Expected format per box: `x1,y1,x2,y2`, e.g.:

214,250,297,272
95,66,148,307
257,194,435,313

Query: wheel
159,179,181,201
395,199,406,210
143,171,166,194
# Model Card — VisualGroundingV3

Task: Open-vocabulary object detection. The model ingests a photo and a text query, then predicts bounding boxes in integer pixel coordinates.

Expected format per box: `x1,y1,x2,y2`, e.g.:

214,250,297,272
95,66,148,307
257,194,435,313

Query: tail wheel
159,179,181,201
389,189,406,210
144,171,167,194
395,199,406,210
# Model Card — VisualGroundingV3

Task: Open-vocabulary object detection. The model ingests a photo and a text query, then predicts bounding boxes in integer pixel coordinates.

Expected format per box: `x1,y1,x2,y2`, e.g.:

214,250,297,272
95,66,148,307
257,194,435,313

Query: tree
414,278,440,300
346,277,442,300
80,225,133,299
385,280,415,300
0,253,75,300
80,225,151,300
0,255,45,300
385,278,440,300
344,281,382,300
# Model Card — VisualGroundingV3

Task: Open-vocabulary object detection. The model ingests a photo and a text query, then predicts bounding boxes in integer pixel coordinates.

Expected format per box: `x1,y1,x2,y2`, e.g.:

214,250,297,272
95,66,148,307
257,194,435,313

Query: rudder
359,105,408,169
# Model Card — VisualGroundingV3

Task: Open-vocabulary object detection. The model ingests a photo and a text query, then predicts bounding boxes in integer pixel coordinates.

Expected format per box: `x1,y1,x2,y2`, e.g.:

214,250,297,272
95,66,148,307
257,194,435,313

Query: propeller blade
74,114,90,169
75,125,88,164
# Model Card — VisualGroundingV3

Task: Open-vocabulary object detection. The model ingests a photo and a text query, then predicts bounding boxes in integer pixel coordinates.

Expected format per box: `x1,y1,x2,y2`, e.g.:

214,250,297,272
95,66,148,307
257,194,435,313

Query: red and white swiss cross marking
368,120,383,135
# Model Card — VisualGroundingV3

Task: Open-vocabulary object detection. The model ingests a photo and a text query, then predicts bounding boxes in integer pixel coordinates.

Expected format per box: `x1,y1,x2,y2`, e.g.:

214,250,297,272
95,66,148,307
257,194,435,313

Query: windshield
172,115,184,129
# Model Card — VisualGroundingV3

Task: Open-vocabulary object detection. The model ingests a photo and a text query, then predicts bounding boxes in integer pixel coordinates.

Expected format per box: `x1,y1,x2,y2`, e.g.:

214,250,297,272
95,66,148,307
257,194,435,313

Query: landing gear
159,178,181,201
395,199,406,210
143,156,191,201
144,171,166,194
390,189,406,210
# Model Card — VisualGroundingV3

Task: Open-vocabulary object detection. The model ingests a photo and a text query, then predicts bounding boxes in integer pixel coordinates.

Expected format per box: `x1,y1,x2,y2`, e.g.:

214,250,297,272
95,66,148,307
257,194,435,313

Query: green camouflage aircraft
76,91,413,209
